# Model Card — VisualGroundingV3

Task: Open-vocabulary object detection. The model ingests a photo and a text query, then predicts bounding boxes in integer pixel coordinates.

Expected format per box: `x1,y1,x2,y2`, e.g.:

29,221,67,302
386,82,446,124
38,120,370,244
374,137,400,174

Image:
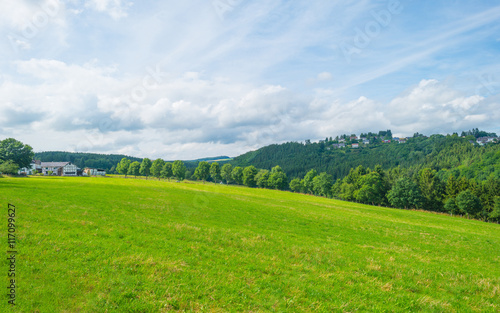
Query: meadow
1,176,499,312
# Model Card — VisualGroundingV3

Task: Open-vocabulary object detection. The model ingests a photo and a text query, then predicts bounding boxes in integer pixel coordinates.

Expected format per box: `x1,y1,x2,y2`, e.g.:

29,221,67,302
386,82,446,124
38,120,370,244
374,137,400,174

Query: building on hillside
383,140,391,143
363,140,370,145
352,143,359,148
332,143,345,149
350,136,358,141
18,160,42,175
41,162,78,176
476,137,497,145
83,168,106,176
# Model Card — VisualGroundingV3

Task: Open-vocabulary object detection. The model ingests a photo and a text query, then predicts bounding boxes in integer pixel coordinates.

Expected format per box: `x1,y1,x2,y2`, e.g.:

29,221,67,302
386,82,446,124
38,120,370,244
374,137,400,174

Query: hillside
232,134,500,181
1,176,499,311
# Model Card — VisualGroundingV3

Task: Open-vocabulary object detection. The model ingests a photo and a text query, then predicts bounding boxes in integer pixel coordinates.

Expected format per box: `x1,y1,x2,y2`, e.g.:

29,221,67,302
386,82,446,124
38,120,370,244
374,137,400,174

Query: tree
387,177,424,210
456,189,482,217
172,160,186,180
151,159,165,180
231,166,244,185
418,168,445,211
210,162,222,183
140,158,152,179
0,138,34,169
161,162,173,180
312,172,333,197
489,197,500,222
303,169,318,194
444,197,462,215
243,165,258,187
116,158,131,178
0,160,19,175
221,164,233,184
356,172,387,205
255,169,270,188
194,161,210,182
290,178,303,193
269,166,288,190
128,161,141,178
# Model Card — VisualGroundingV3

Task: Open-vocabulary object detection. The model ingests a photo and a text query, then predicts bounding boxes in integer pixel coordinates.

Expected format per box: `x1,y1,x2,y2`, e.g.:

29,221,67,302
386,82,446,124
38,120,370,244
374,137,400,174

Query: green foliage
161,162,173,180
151,159,165,180
489,197,500,221
231,166,244,185
289,178,303,193
194,161,210,182
356,172,388,206
172,160,187,180
387,177,424,210
221,164,233,184
269,166,288,190
128,161,141,177
140,158,152,178
444,198,462,215
243,165,258,187
0,138,34,168
312,172,333,197
0,160,19,175
116,158,131,177
456,190,482,217
255,169,270,188
210,162,222,183
303,169,318,194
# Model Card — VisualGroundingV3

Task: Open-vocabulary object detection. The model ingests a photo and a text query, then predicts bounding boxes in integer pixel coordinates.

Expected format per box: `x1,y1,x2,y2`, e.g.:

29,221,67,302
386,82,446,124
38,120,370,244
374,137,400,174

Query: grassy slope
1,176,499,312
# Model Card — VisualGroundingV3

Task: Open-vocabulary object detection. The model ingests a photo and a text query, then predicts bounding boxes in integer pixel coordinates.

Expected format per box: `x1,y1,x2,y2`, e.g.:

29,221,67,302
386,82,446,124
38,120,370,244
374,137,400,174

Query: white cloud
85,0,132,20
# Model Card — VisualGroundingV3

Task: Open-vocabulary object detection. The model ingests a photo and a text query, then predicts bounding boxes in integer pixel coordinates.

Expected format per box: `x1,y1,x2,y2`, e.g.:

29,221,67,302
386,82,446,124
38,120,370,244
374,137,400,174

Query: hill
1,176,498,311
231,134,500,181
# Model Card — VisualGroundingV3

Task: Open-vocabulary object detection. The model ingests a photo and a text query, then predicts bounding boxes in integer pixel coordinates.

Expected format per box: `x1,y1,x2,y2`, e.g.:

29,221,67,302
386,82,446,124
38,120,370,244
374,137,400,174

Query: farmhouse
41,162,78,176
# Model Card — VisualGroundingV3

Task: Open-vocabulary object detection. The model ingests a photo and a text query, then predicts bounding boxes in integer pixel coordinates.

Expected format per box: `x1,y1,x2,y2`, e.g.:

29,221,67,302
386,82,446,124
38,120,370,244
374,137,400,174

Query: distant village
309,131,499,150
18,160,106,177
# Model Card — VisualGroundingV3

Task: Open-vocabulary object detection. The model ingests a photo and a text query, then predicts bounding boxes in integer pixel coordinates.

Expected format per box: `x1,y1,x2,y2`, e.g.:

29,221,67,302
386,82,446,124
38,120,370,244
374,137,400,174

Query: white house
41,162,78,176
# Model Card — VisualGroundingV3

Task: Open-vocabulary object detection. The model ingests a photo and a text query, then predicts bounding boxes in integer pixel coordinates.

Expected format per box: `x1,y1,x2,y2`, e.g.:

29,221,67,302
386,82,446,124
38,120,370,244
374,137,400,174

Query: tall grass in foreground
1,176,499,312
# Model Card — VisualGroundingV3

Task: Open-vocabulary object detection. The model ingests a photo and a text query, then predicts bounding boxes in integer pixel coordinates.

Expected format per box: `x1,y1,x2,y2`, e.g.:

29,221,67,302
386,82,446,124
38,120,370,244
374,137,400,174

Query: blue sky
0,0,499,159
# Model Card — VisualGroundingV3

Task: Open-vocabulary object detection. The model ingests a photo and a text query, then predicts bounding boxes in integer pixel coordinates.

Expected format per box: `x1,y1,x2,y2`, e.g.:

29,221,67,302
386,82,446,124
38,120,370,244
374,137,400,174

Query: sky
0,0,499,160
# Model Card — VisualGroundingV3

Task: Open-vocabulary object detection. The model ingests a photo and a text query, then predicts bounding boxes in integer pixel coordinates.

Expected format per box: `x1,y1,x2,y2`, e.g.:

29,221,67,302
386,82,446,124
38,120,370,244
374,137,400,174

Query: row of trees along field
115,157,187,180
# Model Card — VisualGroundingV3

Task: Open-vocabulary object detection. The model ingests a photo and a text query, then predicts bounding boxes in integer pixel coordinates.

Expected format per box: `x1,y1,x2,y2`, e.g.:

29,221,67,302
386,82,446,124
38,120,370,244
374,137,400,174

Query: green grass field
1,176,499,312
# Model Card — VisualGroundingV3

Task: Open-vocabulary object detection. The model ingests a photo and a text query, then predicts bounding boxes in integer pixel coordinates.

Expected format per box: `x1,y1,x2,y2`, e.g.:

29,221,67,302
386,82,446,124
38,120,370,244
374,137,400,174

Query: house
363,140,370,145
383,140,391,143
339,138,346,143
41,162,78,176
350,136,358,141
332,143,345,149
352,143,359,148
476,137,497,145
18,160,42,175
83,168,106,176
